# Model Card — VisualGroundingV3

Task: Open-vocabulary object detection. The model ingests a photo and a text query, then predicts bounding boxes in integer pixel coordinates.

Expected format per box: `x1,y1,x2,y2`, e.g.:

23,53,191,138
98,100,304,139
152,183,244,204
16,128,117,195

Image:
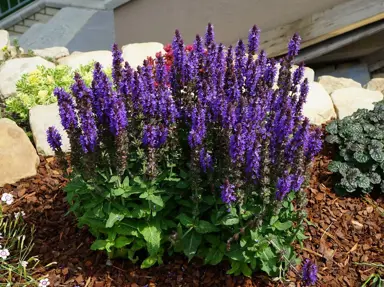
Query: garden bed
1,140,382,287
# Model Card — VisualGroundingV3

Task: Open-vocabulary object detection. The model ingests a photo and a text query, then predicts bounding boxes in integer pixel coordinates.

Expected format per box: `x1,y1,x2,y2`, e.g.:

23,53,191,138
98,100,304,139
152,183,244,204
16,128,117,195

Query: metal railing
0,0,35,20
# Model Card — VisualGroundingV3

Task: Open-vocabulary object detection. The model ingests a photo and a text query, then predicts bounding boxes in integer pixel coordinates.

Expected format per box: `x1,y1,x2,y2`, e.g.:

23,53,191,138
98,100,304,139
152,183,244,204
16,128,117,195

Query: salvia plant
47,24,322,279
326,100,384,195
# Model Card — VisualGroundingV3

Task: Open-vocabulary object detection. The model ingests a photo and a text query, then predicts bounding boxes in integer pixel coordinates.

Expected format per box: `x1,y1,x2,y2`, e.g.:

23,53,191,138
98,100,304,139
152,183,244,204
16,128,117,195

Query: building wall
114,0,349,47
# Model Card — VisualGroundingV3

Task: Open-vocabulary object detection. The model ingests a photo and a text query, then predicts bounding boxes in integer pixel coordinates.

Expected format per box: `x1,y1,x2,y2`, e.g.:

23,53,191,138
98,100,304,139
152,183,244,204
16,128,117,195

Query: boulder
29,103,70,156
122,42,163,69
331,87,383,119
33,47,69,59
57,50,112,70
0,118,39,187
318,75,361,95
0,57,55,99
365,78,384,94
0,30,10,61
302,82,337,125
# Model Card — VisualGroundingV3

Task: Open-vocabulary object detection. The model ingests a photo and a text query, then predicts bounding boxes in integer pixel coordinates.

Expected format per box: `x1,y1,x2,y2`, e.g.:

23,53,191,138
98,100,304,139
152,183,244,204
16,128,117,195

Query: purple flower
107,93,128,136
188,106,206,148
287,33,301,58
71,73,98,153
204,23,215,48
248,25,260,55
54,87,78,130
46,126,62,152
142,125,168,148
220,179,237,204
199,148,213,172
229,123,246,163
276,172,293,201
112,43,123,87
302,259,317,286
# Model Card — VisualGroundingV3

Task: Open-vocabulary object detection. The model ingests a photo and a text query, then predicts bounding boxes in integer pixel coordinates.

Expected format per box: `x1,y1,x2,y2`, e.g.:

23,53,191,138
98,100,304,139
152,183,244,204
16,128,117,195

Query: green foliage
5,63,111,123
66,166,307,277
326,100,384,195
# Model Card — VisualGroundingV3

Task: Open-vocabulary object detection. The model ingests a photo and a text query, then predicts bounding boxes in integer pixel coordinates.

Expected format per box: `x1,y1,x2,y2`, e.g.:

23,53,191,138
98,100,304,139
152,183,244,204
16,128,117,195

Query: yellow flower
47,75,54,84
38,90,48,99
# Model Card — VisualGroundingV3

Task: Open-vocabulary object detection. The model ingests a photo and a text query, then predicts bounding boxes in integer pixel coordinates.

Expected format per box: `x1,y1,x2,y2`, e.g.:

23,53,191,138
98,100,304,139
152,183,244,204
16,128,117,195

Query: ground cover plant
326,100,384,195
46,24,322,284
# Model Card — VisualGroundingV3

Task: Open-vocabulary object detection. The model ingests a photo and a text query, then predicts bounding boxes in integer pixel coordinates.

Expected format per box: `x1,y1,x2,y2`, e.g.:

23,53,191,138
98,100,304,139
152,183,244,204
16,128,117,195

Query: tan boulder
365,78,384,94
122,42,163,69
302,82,337,125
318,75,361,95
0,119,39,187
331,87,383,119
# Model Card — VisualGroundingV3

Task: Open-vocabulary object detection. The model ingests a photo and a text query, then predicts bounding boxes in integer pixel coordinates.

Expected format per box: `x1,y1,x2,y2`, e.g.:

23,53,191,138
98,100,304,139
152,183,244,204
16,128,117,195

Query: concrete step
18,7,97,51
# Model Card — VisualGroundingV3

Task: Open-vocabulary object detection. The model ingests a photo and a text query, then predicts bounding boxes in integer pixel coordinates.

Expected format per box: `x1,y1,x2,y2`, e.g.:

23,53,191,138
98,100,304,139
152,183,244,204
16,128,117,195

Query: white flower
39,279,50,287
1,193,14,205
0,248,10,260
21,261,28,268
6,283,11,287
14,211,26,219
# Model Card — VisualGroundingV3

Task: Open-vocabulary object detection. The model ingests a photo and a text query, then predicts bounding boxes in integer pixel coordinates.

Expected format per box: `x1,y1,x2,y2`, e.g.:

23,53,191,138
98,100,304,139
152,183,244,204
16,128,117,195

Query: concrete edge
0,0,46,29
104,0,132,10
0,0,106,29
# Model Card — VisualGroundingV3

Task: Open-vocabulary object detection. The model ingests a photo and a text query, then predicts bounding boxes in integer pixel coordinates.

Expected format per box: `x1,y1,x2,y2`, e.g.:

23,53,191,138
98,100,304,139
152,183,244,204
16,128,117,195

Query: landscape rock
302,82,337,125
331,87,383,119
58,50,112,70
0,57,55,99
122,42,163,69
33,47,69,59
0,30,10,61
29,103,70,156
318,75,361,94
365,78,384,94
0,118,39,187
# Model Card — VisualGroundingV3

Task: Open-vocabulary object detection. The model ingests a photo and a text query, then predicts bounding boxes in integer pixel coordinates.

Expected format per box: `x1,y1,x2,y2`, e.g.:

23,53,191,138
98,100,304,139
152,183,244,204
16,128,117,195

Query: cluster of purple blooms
47,23,322,205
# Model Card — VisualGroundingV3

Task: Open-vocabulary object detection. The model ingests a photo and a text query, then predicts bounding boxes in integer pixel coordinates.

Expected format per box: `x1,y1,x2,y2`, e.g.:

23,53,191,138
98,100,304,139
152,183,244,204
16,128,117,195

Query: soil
1,144,383,287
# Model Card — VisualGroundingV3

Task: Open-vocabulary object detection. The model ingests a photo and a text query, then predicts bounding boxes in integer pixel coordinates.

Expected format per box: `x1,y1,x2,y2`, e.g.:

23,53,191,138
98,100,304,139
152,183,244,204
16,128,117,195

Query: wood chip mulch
0,145,383,287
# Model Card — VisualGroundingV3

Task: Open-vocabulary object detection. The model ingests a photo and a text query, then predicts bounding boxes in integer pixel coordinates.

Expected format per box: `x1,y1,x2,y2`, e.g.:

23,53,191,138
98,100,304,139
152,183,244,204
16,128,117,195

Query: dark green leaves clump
326,100,384,195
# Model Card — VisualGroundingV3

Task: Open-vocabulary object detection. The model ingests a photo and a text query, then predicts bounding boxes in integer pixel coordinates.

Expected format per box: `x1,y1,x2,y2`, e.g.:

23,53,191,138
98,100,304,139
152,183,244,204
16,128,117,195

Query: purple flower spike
112,43,123,87
199,148,213,172
46,126,62,152
276,172,292,201
287,33,301,58
54,87,78,131
248,25,261,55
205,23,215,48
302,259,317,286
220,179,237,205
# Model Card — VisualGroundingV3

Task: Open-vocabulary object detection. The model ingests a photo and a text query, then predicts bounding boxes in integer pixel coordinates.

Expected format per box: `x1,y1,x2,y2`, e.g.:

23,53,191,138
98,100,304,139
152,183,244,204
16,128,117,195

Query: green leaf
111,188,125,196
204,247,224,265
90,240,107,251
122,176,130,187
114,236,134,248
109,175,120,184
273,221,293,231
296,230,309,240
227,261,241,275
177,213,194,227
195,220,219,234
226,246,247,262
183,231,202,261
325,134,340,144
241,263,253,277
326,121,338,134
269,215,279,225
221,214,239,226
106,212,124,228
354,151,369,163
141,255,157,268
139,223,161,256
259,247,277,275
147,194,164,207
176,181,189,189
370,148,384,162
357,174,371,189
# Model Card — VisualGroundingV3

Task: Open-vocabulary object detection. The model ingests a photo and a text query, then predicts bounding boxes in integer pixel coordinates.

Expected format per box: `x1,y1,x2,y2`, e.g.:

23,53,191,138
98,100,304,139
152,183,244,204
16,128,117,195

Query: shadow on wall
66,10,115,53
314,61,371,86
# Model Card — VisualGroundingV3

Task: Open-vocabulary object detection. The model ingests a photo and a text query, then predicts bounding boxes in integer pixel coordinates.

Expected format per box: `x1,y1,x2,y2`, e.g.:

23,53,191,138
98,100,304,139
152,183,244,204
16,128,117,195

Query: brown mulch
0,145,383,286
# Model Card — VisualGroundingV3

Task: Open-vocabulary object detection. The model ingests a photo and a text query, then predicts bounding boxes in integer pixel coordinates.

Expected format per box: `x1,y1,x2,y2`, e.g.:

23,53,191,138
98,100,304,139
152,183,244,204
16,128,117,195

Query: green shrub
5,63,111,123
326,100,384,195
